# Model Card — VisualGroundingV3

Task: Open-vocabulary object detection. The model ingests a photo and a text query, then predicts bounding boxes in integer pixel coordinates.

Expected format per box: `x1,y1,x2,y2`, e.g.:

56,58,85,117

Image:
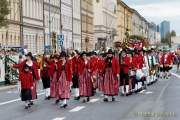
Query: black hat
107,49,114,54
60,51,67,58
80,51,87,57
74,50,80,55
87,52,92,57
25,52,33,59
91,51,97,55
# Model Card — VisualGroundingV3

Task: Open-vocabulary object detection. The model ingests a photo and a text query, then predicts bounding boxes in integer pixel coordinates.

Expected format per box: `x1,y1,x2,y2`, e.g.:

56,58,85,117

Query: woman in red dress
56,51,72,108
97,54,105,92
78,52,93,103
11,52,40,109
49,55,60,104
103,49,120,102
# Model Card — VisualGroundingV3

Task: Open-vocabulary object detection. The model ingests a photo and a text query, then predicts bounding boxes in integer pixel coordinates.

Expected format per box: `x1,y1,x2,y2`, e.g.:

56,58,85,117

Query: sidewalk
0,85,18,92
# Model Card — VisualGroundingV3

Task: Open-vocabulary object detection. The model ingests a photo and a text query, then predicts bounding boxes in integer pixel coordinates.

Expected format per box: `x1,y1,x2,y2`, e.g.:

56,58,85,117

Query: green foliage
0,0,10,28
171,30,176,37
161,30,177,47
129,35,144,40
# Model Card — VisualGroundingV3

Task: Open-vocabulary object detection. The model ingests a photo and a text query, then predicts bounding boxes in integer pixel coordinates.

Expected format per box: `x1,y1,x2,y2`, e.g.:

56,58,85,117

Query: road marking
89,98,100,103
69,106,85,112
145,91,153,94
52,117,66,120
0,98,20,106
139,90,146,94
171,72,180,79
0,92,45,106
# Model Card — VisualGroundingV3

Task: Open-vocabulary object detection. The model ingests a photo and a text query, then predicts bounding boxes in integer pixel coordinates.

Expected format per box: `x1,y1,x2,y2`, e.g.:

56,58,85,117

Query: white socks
45,88,50,97
63,99,67,105
75,88,79,97
126,85,129,93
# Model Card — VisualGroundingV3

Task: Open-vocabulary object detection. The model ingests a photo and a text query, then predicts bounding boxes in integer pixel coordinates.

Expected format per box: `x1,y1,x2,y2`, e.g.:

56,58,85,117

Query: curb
0,85,18,92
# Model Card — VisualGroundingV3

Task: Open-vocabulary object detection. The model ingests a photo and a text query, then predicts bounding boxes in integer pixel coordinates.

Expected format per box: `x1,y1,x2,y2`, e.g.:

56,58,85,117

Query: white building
72,0,81,50
22,0,44,54
93,0,117,49
132,9,148,38
148,22,157,44
172,36,180,50
44,0,61,51
61,0,73,49
0,0,20,47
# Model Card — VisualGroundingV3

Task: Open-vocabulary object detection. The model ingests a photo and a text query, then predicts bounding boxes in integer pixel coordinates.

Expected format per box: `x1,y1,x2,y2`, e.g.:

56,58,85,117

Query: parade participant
132,50,139,92
138,49,146,89
142,49,150,84
71,50,80,100
161,51,169,79
41,55,51,100
122,50,132,96
56,51,72,108
11,52,40,109
89,51,98,94
103,49,120,102
147,49,157,84
49,55,59,104
78,52,93,103
164,51,173,78
97,53,105,92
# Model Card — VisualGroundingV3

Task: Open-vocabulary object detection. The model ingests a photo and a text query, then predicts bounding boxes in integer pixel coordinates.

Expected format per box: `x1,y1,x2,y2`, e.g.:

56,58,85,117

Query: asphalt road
0,72,179,120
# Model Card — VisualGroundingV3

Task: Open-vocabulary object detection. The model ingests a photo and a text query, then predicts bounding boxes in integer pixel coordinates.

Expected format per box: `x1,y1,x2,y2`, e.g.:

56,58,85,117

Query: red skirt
97,74,104,92
57,71,71,99
103,68,119,96
79,69,93,97
50,72,58,98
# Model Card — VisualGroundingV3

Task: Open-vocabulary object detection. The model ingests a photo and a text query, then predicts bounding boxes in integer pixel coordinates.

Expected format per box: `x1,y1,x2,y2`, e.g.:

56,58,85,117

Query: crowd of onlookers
0,48,19,57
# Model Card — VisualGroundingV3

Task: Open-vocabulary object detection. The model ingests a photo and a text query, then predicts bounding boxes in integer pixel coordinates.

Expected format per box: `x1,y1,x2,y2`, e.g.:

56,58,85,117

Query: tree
161,32,171,47
0,0,10,28
171,30,176,37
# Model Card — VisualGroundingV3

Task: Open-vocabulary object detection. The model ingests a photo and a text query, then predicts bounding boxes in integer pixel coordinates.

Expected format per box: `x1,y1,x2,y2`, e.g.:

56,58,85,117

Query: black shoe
55,100,60,104
47,96,51,100
60,104,68,108
112,97,115,102
24,106,29,109
82,99,86,103
103,98,108,102
87,97,90,102
74,96,80,100
29,101,34,106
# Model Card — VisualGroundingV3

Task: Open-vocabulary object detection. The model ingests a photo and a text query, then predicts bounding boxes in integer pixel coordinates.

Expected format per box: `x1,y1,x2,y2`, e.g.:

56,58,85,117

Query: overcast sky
122,0,180,35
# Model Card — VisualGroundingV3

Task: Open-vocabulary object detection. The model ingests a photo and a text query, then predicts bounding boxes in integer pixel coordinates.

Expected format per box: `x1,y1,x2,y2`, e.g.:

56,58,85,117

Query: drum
136,69,145,80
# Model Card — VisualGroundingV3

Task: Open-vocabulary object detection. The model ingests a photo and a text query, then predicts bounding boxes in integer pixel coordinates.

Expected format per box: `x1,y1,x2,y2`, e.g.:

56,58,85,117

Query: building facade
73,0,81,50
61,0,73,49
22,0,44,54
117,0,133,42
148,22,157,44
81,0,94,51
44,0,61,51
131,9,148,38
160,20,170,39
0,0,20,47
93,0,117,49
